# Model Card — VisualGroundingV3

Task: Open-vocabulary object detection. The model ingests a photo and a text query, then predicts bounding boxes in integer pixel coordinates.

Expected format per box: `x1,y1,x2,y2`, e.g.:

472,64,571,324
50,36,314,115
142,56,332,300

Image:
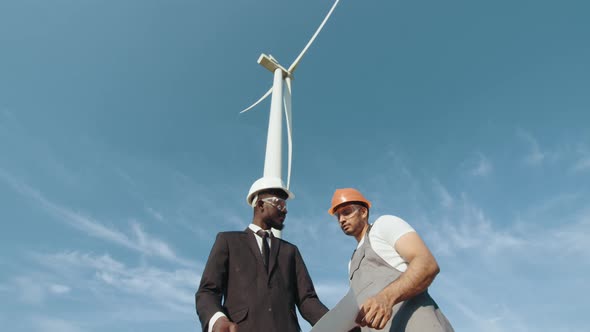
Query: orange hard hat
328,188,372,215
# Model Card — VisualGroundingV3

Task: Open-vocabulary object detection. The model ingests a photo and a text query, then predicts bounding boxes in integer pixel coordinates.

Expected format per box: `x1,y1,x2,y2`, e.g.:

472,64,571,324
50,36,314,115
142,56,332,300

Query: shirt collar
249,223,271,236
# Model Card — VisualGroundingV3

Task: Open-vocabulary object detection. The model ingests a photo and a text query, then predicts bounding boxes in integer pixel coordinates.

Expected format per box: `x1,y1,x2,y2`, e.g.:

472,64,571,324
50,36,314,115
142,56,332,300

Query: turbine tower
244,1,341,238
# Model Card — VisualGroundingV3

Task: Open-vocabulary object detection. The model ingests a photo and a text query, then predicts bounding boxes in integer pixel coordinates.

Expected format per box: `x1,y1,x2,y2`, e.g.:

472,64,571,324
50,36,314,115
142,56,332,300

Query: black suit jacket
196,228,328,332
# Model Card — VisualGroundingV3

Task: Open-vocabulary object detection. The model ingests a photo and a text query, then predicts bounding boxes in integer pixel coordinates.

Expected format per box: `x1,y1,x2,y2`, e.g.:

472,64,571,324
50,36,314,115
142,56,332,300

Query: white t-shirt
350,215,416,273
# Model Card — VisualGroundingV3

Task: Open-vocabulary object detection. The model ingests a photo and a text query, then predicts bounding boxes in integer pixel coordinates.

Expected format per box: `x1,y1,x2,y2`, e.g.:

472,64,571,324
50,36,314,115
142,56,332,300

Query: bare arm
383,232,439,302
356,232,439,329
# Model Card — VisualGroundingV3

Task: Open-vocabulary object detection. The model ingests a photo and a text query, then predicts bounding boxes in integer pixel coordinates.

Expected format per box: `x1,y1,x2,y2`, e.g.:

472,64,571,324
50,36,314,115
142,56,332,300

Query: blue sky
1,0,589,331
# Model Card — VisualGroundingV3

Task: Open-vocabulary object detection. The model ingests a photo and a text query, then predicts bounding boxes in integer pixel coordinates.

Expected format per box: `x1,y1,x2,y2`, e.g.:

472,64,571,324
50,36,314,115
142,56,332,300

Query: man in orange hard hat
328,188,454,332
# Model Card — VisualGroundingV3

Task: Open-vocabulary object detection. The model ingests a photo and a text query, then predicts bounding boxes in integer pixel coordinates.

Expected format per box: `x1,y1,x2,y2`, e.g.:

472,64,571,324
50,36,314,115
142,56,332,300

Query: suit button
268,308,272,312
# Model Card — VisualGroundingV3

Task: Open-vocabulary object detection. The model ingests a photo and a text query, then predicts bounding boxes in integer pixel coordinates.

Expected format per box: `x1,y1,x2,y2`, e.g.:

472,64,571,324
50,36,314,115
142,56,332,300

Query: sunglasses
334,205,360,219
261,197,288,213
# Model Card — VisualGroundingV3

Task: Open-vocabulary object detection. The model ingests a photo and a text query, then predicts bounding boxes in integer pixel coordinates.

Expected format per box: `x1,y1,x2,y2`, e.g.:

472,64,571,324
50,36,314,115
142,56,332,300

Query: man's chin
270,219,285,231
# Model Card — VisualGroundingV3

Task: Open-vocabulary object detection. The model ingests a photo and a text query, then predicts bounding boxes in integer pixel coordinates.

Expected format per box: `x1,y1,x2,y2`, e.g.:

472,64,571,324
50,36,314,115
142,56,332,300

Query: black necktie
256,230,270,270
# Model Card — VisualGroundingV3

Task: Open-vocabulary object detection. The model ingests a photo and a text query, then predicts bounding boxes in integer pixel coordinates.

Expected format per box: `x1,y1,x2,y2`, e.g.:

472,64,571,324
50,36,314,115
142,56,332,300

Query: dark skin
252,189,289,231
212,189,289,332
212,318,237,332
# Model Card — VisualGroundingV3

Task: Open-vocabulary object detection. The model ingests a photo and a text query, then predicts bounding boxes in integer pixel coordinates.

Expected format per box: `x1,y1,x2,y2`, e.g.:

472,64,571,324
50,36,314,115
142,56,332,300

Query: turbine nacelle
258,54,293,79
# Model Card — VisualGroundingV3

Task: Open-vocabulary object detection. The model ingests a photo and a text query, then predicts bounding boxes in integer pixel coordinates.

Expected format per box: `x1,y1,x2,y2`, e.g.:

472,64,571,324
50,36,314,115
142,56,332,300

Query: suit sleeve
195,233,229,332
294,247,329,325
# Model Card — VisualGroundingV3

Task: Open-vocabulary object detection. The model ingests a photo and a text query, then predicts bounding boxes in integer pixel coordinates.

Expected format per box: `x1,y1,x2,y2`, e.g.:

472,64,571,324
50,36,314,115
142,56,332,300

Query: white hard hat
247,177,294,207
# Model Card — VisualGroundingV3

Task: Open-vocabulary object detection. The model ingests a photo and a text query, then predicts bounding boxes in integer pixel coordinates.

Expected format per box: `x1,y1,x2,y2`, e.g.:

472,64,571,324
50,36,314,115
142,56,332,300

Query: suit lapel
244,227,280,276
268,236,281,275
243,228,265,268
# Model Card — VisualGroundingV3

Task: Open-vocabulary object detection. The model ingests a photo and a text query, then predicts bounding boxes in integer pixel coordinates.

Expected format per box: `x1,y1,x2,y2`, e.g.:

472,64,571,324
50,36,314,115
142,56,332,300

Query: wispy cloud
34,251,199,315
425,193,525,257
146,207,164,222
511,194,590,259
365,153,518,258
453,303,524,332
11,276,71,306
0,113,79,186
423,190,590,331
433,179,454,208
14,276,46,305
130,221,187,264
0,169,195,267
438,276,532,332
572,156,590,172
30,316,88,332
471,153,493,176
546,211,590,258
49,284,71,295
517,129,546,165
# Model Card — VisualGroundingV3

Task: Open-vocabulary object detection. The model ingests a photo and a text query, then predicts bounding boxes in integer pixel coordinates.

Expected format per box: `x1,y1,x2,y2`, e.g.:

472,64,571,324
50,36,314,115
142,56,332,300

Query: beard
271,221,285,230
269,216,285,230
263,212,286,231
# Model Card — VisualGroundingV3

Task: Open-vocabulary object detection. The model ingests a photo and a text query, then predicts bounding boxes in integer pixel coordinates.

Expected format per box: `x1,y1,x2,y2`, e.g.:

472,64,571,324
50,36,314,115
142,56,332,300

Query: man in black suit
196,188,328,332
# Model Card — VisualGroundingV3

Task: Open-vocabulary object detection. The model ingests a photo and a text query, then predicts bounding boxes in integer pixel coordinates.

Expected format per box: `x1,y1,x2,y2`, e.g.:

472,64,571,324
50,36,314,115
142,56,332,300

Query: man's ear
360,206,368,218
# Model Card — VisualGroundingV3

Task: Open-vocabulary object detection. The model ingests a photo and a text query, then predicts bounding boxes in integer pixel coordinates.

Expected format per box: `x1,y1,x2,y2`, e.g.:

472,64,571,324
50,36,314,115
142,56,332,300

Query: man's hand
212,316,238,332
355,292,395,330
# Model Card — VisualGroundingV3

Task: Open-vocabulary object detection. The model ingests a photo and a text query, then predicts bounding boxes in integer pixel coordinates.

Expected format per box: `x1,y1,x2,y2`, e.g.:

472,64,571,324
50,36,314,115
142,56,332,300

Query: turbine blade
288,0,341,73
239,87,273,113
283,77,293,189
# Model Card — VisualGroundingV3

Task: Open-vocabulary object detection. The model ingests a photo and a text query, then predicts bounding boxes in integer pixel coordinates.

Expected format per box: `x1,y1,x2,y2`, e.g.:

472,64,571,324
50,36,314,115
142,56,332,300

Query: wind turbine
244,1,342,239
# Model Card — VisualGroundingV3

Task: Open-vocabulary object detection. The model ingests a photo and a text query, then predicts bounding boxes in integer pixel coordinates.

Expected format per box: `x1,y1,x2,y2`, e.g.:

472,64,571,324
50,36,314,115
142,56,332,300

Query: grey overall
349,227,454,332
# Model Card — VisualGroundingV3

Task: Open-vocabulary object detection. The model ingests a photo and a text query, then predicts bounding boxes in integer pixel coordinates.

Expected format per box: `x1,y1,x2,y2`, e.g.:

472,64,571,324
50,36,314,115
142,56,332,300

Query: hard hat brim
247,177,294,206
